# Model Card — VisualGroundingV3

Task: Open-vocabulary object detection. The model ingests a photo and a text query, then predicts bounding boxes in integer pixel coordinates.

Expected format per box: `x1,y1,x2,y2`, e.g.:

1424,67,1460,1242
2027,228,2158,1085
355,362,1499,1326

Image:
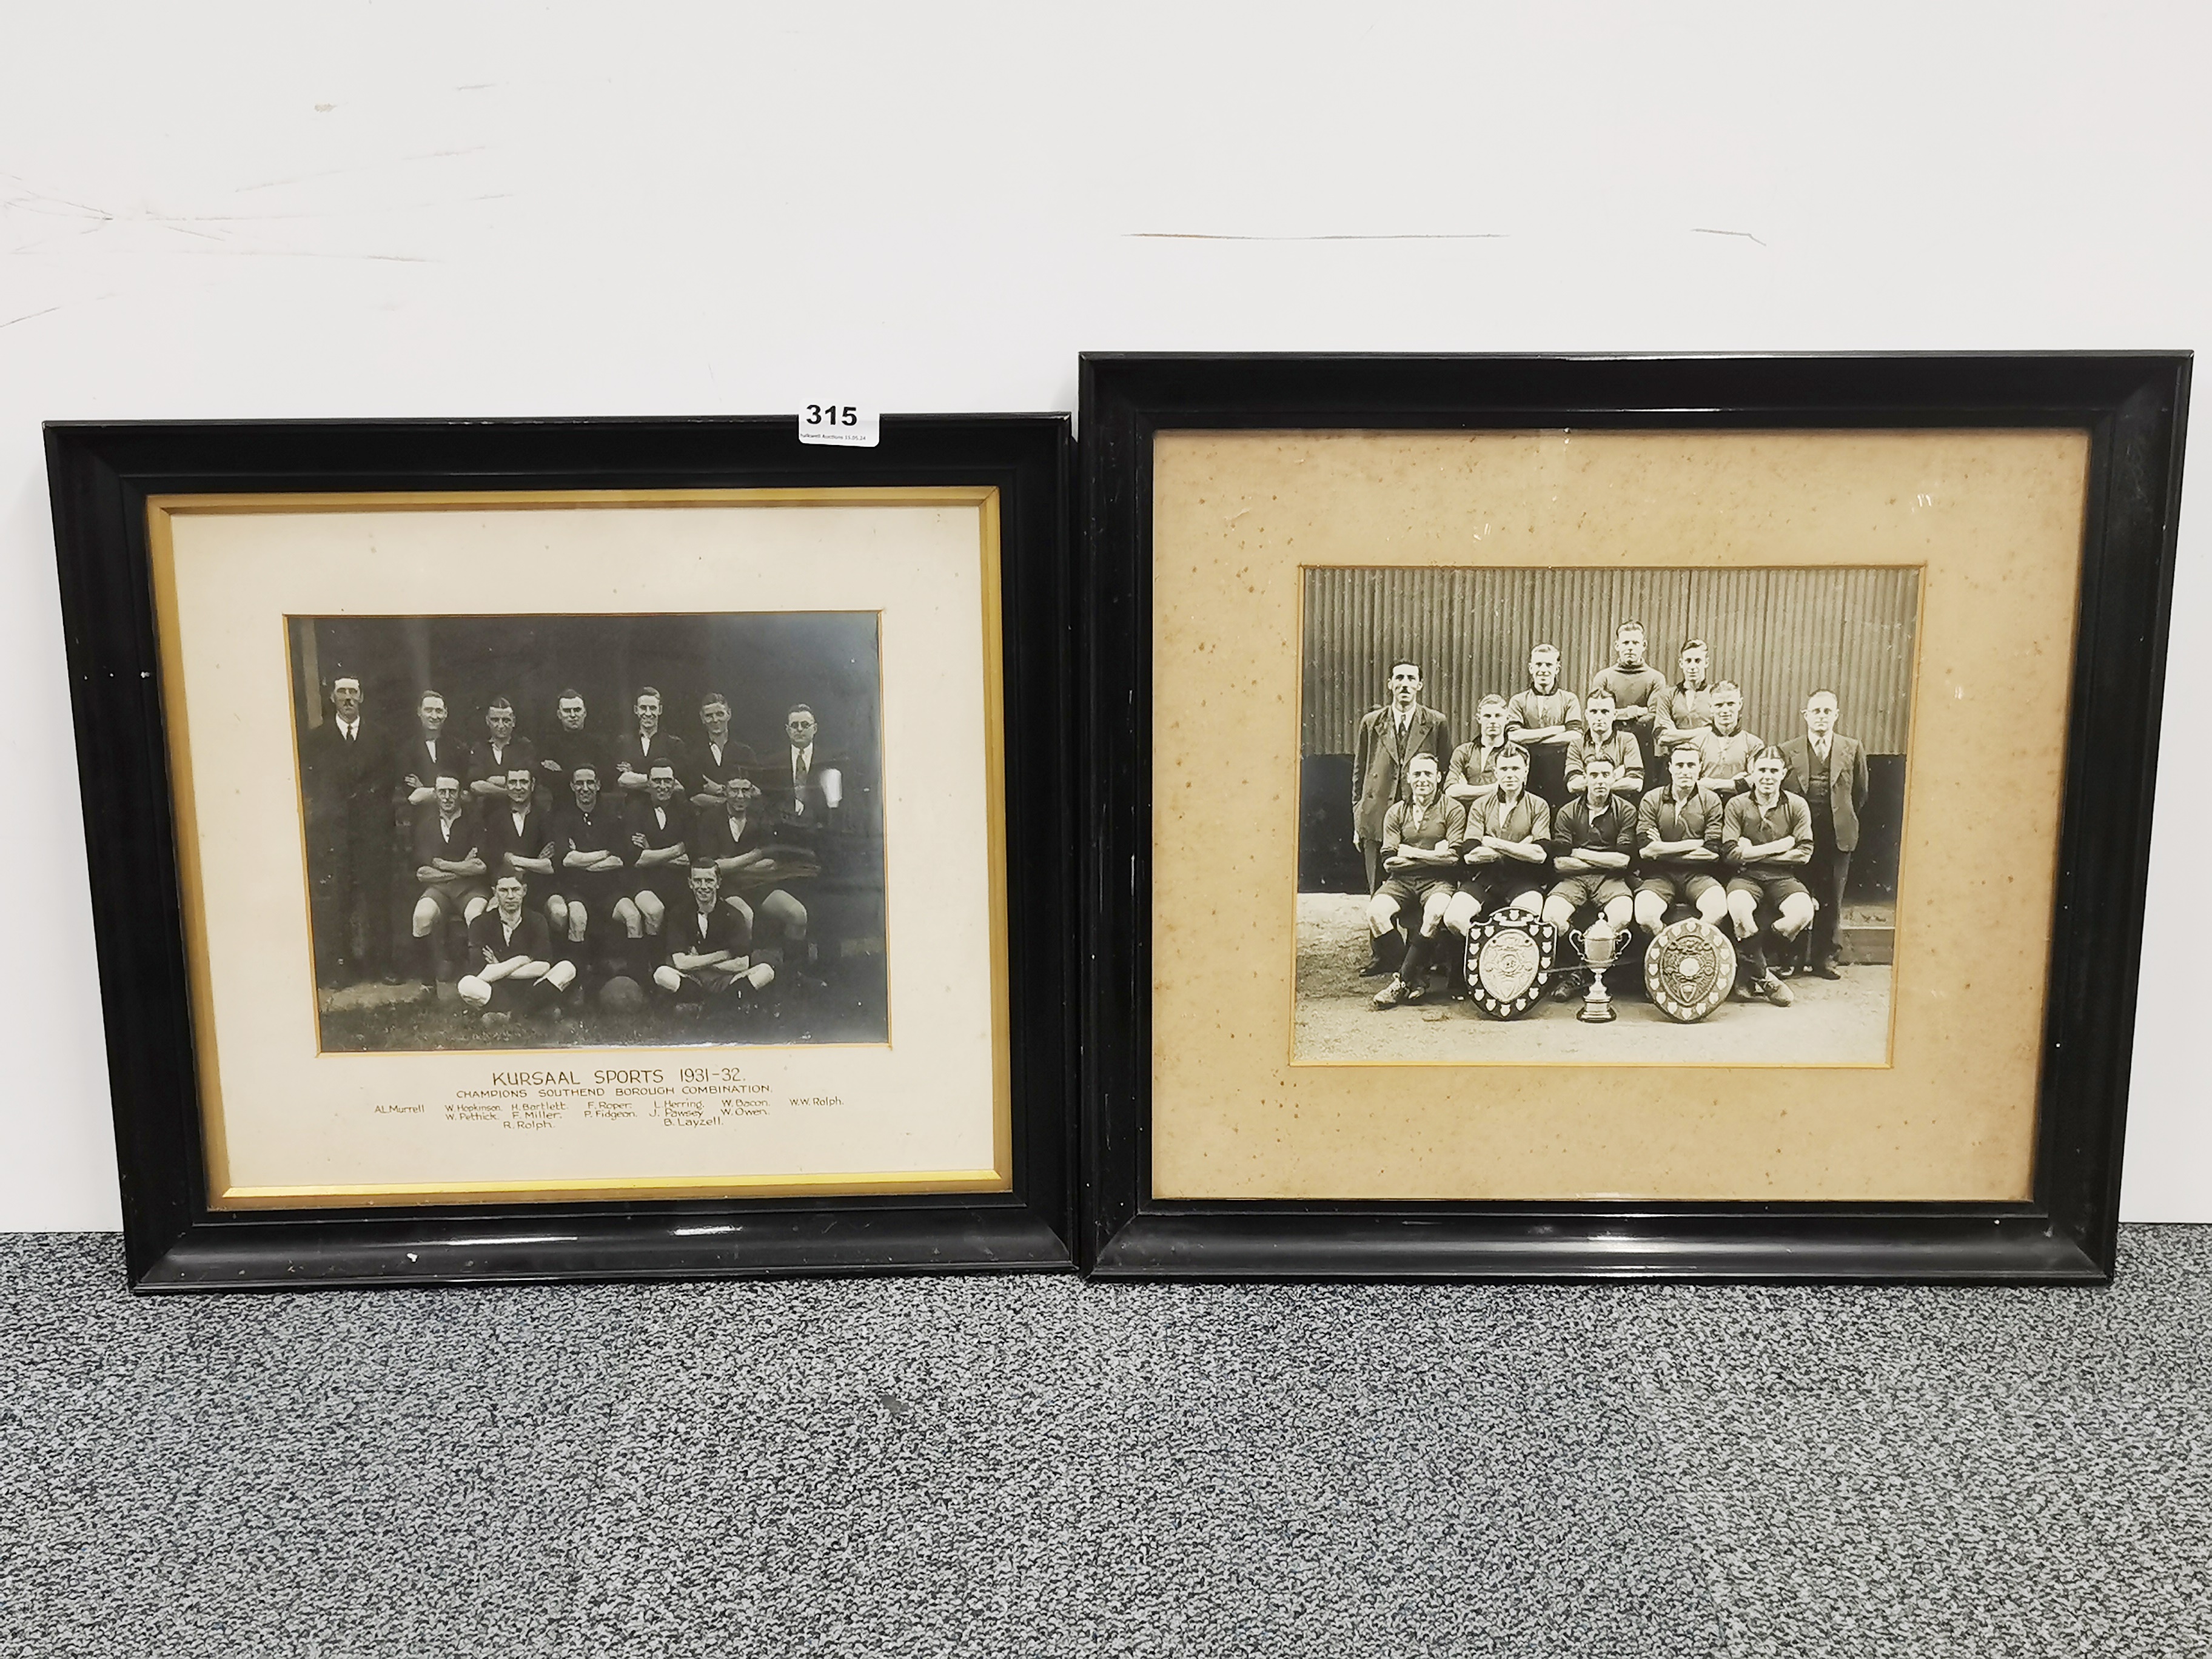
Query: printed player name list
367,1063,845,1131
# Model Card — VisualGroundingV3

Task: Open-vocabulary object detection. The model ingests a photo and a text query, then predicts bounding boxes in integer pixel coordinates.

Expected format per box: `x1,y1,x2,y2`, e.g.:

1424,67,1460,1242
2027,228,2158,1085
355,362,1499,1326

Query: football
597,975,645,1013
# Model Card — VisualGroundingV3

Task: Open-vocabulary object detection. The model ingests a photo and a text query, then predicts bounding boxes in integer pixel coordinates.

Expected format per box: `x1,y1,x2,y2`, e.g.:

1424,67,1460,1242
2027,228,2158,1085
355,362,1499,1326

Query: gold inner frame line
147,486,1015,1210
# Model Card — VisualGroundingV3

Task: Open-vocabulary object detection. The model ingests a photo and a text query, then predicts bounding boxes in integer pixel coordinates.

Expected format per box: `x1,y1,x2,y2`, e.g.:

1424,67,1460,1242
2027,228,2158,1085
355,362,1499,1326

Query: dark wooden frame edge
46,414,1079,1292
1076,352,2191,1282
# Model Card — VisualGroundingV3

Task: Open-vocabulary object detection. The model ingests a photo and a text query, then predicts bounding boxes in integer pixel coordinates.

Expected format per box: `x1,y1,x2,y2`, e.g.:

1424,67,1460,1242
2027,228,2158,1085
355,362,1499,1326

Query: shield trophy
1643,917,1737,1022
1464,913,1557,1019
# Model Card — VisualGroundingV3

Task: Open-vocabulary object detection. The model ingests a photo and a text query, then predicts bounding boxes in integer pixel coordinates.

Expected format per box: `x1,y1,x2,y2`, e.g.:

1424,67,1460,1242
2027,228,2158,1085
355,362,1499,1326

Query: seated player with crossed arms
1442,743,1550,945
653,863,775,1010
1542,750,1637,1001
456,871,576,1022
1367,752,1465,1011
1720,746,1817,1007
1633,741,1731,939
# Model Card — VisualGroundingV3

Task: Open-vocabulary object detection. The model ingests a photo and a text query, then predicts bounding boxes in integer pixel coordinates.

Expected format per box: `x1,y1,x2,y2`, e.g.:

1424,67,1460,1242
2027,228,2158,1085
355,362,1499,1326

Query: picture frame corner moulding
46,412,1079,1291
1076,350,2190,1283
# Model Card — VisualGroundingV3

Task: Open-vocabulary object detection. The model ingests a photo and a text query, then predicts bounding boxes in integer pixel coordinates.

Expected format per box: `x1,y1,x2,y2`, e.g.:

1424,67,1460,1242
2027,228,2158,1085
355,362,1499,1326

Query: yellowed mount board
1150,429,2086,1204
149,489,1013,1208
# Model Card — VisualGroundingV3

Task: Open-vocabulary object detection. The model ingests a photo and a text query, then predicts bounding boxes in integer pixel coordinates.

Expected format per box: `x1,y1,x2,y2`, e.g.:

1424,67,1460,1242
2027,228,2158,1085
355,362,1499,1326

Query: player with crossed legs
652,863,776,1011
1720,746,1817,1007
1366,753,1465,1011
457,872,575,1022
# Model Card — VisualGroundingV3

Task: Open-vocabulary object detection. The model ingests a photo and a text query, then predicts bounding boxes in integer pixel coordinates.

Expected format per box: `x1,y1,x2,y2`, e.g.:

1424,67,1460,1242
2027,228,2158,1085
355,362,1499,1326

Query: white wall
3,2,2204,1226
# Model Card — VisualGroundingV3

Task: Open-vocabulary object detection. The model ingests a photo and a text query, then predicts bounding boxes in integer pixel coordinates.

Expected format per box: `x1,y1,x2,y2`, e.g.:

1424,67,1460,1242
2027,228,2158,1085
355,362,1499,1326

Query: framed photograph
1079,353,2189,1281
49,415,1074,1290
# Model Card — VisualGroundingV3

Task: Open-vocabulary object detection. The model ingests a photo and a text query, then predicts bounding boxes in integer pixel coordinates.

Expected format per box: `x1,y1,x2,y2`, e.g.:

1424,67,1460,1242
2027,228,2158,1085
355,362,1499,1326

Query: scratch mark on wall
1691,227,1768,247
0,304,65,331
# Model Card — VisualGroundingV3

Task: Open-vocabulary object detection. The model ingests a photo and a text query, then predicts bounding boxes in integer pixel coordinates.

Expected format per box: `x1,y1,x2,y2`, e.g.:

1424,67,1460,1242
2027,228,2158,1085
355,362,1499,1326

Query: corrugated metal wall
1302,566,1920,756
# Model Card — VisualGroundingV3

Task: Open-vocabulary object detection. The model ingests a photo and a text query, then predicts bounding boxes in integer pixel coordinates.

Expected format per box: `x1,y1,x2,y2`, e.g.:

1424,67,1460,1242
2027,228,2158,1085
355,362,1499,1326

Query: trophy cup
1566,912,1625,1024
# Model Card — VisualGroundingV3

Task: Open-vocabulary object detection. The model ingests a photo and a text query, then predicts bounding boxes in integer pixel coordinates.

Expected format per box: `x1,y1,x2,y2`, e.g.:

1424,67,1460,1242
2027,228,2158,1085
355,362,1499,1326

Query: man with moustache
392,689,461,977
300,672,391,987
1779,690,1871,979
1352,658,1453,972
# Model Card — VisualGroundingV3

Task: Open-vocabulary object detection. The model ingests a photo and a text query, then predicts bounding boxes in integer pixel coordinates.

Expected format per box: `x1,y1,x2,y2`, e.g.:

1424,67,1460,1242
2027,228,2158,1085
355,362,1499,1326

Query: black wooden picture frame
48,415,1076,1291
1078,352,2189,1282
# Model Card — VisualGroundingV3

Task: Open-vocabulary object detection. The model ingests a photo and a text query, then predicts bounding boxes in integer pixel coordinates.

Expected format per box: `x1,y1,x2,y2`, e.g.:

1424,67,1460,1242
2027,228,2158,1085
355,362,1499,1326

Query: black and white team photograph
1296,566,1919,1065
291,611,886,1052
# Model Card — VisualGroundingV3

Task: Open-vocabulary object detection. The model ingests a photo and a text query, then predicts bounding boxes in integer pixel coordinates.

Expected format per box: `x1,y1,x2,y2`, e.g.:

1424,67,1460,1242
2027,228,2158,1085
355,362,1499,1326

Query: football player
1366,753,1466,1010
1693,682,1761,798
1543,751,1637,996
546,763,638,973
1632,742,1731,937
1444,694,1513,805
1720,746,1817,1006
468,697,538,800
1441,743,1550,942
1565,691,1646,801
1587,620,1668,755
1652,638,1718,759
406,773,488,985
615,686,689,797
625,759,691,942
652,863,776,1008
455,872,575,1021
1506,643,1583,806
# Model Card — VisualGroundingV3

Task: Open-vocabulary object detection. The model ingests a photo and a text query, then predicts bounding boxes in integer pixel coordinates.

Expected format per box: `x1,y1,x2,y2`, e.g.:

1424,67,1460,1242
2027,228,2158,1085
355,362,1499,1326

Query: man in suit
300,673,391,987
1779,689,1872,979
1352,659,1453,896
766,704,843,830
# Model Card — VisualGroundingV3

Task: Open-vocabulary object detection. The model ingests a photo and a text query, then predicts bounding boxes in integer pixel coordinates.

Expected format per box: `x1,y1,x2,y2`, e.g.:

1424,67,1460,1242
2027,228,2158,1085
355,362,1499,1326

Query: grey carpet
2,1229,2207,1658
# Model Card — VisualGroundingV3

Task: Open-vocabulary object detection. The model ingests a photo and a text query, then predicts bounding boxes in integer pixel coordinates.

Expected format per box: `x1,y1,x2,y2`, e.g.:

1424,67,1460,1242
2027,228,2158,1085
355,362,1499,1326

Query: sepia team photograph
292,611,886,1054
1295,567,1920,1065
